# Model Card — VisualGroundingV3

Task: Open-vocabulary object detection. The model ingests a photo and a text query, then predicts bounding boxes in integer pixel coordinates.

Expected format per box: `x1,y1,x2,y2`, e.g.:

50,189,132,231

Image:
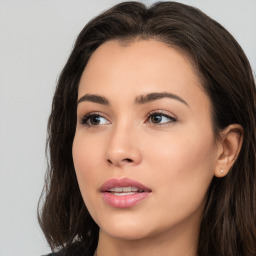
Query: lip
100,177,152,208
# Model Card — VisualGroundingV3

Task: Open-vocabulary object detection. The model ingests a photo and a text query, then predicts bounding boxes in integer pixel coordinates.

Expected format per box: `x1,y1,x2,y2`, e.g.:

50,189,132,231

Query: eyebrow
135,92,189,106
77,94,109,105
77,92,189,107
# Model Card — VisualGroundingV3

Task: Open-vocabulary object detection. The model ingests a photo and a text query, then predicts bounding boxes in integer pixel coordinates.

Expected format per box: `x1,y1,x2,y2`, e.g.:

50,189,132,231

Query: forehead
78,39,209,109
82,40,197,80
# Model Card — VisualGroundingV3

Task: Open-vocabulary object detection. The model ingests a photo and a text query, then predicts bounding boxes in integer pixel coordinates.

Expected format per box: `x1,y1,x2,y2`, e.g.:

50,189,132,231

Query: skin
72,40,243,256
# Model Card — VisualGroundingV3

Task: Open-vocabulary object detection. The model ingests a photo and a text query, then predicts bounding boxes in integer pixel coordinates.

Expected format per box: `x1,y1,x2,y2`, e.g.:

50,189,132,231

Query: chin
97,212,155,240
102,225,152,241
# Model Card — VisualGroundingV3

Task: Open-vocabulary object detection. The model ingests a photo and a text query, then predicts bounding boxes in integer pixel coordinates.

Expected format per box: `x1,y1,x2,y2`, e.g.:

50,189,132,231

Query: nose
105,124,142,167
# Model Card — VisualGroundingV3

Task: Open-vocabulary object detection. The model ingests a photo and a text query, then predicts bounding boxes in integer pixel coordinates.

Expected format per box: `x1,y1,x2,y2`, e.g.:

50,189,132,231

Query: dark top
43,241,95,256
44,251,92,256
44,247,93,256
44,252,91,256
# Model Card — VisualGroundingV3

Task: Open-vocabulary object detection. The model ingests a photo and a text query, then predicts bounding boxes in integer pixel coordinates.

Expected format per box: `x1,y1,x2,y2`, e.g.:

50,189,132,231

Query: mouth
100,178,152,208
106,186,145,196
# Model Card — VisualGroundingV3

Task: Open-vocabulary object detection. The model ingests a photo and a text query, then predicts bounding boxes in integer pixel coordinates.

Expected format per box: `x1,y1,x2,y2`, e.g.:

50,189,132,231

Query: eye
147,111,177,125
80,113,110,127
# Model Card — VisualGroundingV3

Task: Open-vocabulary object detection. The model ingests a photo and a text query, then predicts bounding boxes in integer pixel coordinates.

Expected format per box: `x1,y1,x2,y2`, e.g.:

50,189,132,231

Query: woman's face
73,40,220,241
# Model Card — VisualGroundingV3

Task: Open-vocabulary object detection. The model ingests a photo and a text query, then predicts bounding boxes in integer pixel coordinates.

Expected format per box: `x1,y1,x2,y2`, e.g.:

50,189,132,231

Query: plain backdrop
0,0,255,255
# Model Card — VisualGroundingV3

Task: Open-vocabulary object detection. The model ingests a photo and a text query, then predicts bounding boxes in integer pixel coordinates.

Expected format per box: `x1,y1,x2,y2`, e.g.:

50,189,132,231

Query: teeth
113,192,135,196
123,187,131,192
109,187,123,192
107,187,142,193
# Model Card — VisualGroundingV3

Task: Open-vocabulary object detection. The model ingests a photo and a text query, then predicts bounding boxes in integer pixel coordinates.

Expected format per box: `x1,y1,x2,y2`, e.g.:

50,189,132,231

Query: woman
38,1,256,256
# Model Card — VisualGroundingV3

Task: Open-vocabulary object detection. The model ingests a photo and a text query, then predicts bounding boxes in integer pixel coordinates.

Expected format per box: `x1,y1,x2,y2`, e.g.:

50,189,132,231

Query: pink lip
100,178,152,208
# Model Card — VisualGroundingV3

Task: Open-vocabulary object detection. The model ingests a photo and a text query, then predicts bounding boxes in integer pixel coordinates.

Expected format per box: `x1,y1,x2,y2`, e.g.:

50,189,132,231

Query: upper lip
100,177,152,192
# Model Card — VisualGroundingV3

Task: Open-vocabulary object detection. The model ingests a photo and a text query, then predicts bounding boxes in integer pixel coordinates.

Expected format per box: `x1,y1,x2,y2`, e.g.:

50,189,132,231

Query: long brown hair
38,2,256,255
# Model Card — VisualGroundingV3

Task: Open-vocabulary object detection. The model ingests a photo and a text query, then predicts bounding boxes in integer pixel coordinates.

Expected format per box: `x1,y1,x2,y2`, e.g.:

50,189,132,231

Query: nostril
123,158,133,163
107,158,132,164
106,157,135,166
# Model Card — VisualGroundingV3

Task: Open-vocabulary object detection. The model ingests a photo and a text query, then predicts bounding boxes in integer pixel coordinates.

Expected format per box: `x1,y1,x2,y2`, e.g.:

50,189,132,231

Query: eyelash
146,110,177,126
80,110,177,127
80,112,109,127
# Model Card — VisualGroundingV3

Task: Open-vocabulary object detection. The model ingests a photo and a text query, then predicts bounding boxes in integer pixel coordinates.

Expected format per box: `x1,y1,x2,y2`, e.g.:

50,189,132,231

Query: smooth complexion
72,40,243,256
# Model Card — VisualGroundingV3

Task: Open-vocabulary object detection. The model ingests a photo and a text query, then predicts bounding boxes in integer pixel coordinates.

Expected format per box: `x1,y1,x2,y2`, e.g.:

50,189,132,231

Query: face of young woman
73,40,220,241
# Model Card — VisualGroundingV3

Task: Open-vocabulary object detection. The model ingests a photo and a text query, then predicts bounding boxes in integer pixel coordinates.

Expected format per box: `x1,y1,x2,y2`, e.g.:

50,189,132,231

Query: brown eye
89,115,101,125
148,112,177,125
81,114,110,126
150,114,163,124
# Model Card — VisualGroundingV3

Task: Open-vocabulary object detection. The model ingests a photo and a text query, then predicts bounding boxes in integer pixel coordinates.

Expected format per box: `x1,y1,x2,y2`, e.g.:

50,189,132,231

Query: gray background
0,0,255,255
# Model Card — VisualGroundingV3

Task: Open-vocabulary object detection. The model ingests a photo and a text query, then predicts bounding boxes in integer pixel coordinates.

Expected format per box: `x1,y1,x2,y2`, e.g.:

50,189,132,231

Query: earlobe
214,124,243,178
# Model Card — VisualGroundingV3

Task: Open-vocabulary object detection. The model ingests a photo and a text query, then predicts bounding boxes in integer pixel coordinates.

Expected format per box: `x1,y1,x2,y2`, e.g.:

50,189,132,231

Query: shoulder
43,252,87,256
42,246,93,256
42,253,64,256
42,252,87,256
43,253,92,256
42,241,94,256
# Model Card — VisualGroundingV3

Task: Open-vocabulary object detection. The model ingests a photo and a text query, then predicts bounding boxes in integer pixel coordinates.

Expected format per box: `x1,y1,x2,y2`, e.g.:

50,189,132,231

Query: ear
214,124,243,178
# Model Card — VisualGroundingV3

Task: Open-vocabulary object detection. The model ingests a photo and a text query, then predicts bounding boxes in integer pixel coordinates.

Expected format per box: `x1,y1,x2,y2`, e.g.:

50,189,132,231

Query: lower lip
102,192,151,208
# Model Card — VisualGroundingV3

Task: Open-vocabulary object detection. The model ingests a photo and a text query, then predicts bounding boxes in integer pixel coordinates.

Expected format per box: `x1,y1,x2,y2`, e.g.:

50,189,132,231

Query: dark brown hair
38,2,256,255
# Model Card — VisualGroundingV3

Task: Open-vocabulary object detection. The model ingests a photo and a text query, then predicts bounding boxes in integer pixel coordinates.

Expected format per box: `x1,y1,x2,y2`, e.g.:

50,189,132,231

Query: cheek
146,125,216,175
72,133,102,209
145,126,216,215
72,131,105,174
73,135,93,178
